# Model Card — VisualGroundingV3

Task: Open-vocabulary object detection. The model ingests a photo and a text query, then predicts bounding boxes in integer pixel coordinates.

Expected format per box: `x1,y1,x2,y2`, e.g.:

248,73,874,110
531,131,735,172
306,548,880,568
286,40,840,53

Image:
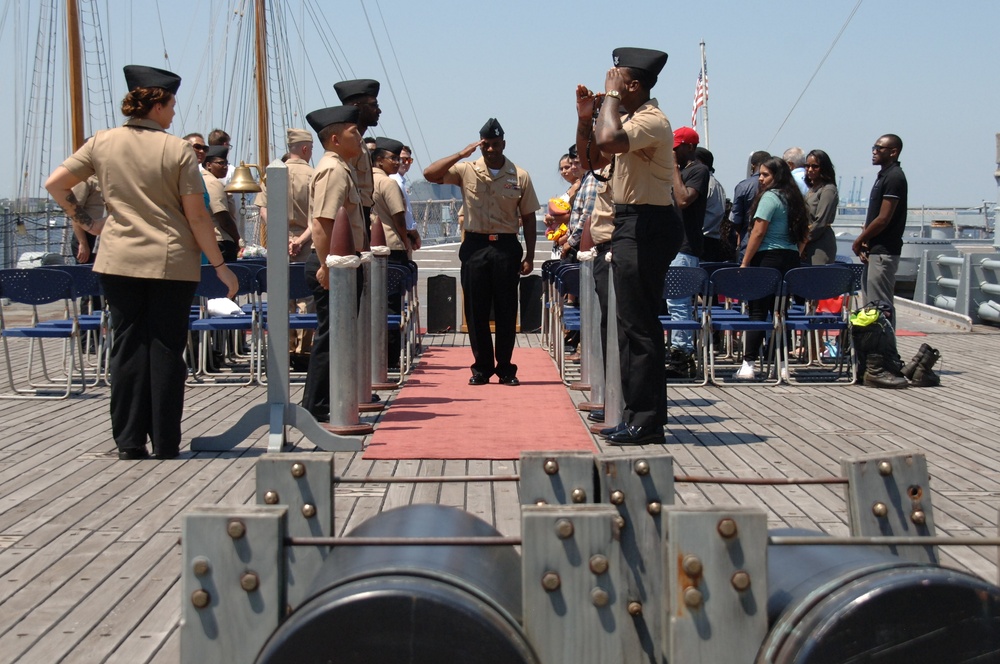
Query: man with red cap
666,126,709,379
576,47,683,445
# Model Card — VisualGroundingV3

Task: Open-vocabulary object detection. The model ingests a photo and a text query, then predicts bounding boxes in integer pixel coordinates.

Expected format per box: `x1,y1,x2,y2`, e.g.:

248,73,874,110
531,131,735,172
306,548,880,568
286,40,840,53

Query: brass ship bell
225,161,263,194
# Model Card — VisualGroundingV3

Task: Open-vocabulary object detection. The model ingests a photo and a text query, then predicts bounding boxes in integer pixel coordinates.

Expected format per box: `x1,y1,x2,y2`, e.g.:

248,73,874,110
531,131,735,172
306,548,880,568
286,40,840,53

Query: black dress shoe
607,424,665,446
498,375,520,386
599,422,627,438
469,374,489,386
371,393,381,403
587,409,605,422
117,447,150,460
153,449,180,460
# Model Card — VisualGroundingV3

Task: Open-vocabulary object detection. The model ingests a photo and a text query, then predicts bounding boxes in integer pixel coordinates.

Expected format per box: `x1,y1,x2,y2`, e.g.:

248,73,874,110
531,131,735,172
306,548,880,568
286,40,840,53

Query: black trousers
611,205,683,428
592,243,612,370
459,233,522,380
219,240,239,263
745,249,800,361
387,250,409,368
100,274,198,455
301,252,364,418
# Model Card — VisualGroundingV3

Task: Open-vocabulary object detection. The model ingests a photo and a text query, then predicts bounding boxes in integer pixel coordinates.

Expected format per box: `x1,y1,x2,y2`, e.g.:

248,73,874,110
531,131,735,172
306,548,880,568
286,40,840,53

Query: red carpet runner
364,347,597,460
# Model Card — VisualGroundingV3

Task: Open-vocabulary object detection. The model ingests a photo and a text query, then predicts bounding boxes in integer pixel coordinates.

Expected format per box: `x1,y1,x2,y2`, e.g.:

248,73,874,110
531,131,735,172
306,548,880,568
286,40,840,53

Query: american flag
691,70,707,128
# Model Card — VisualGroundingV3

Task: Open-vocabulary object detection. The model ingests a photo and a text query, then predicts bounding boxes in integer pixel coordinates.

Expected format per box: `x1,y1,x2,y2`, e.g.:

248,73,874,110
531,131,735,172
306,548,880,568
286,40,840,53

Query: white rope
359,251,374,264
577,249,596,262
605,250,613,263
326,255,362,269
370,246,391,256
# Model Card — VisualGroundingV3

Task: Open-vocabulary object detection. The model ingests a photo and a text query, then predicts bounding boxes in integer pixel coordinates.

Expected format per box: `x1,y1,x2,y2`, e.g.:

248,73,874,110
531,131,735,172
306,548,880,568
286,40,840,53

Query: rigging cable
766,0,863,149
372,0,430,172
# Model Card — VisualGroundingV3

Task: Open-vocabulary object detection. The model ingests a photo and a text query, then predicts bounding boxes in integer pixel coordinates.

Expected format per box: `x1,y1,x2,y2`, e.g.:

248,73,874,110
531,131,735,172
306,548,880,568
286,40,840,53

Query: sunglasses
400,157,413,164
191,143,208,151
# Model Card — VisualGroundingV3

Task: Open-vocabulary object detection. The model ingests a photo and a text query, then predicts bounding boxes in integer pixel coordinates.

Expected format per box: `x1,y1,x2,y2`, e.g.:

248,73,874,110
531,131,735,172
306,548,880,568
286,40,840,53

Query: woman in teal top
736,157,809,379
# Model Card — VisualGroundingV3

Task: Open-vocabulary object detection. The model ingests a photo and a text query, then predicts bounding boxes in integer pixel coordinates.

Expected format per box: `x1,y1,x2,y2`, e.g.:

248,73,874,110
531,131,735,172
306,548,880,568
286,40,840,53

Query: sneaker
735,360,756,380
665,347,696,379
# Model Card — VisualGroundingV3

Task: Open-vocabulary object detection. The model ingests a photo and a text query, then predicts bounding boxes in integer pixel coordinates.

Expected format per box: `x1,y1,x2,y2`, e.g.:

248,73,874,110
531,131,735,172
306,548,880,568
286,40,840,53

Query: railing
913,248,1000,325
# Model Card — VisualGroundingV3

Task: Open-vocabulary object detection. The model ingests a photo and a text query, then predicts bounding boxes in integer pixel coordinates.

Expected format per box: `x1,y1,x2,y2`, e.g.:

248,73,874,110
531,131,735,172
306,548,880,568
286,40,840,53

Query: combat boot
902,343,932,380
863,353,909,389
909,345,941,387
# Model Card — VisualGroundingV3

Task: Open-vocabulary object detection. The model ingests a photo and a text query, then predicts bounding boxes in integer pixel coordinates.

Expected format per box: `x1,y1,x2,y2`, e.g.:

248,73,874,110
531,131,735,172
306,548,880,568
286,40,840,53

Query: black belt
595,241,611,252
466,232,517,242
614,203,672,214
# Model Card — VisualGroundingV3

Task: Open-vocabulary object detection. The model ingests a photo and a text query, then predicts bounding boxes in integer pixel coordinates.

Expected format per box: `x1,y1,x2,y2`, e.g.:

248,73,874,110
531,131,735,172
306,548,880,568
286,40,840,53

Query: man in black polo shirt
852,134,907,321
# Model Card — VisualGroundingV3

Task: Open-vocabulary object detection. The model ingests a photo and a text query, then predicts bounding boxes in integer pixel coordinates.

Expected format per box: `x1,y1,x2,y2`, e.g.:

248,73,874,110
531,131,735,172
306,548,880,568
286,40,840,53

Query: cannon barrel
758,529,1000,663
255,504,538,664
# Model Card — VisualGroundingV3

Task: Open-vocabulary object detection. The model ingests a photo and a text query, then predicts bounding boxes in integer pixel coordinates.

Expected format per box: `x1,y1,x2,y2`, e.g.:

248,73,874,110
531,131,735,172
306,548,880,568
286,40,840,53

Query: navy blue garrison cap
334,79,380,102
374,137,404,155
203,145,229,165
611,48,668,76
123,65,181,94
306,106,360,133
480,118,504,139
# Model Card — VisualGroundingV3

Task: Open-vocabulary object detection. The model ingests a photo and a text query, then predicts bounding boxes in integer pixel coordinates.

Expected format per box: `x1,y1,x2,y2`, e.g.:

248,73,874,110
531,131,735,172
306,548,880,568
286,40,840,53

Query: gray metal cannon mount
180,451,1000,663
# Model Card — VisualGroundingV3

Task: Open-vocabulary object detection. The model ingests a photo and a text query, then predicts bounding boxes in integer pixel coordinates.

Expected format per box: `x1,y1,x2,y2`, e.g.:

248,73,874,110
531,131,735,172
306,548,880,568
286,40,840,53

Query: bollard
369,248,391,388
592,256,622,432
572,259,595,391
579,250,605,410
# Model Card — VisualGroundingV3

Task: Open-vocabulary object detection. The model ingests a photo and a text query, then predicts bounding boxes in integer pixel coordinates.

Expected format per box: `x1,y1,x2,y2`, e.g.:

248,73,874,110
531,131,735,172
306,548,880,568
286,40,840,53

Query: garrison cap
203,145,229,165
306,106,360,133
334,79,380,102
611,48,668,76
123,65,181,94
567,144,578,159
480,118,504,139
374,137,405,155
286,128,312,145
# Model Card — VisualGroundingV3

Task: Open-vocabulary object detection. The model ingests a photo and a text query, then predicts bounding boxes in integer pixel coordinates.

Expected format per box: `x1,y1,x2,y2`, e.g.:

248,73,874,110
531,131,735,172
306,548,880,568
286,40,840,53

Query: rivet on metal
610,490,625,505
683,587,703,608
591,587,610,608
240,572,259,592
301,503,317,519
731,570,751,592
192,556,211,577
627,601,643,616
535,500,548,506
877,460,893,476
634,460,650,476
613,515,626,531
872,502,888,518
290,462,306,478
647,501,662,516
571,488,587,503
717,518,738,539
263,490,279,505
541,572,561,592
227,519,246,539
554,518,575,539
589,554,609,575
543,459,559,475
682,555,703,577
191,589,211,609
911,510,926,525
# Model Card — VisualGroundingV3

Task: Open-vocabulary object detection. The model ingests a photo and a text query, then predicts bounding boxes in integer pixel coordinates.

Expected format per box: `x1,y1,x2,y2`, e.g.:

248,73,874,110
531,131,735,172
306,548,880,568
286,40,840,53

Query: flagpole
699,40,709,150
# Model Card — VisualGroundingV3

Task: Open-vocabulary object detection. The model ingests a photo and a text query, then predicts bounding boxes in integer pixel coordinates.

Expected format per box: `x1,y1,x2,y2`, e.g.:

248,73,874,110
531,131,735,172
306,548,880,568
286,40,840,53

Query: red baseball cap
673,126,700,149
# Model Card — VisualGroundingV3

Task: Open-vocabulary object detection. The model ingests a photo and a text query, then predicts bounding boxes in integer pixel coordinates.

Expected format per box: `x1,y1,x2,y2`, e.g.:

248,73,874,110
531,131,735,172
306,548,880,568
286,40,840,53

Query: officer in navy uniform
423,119,539,385
577,47,683,445
334,78,380,245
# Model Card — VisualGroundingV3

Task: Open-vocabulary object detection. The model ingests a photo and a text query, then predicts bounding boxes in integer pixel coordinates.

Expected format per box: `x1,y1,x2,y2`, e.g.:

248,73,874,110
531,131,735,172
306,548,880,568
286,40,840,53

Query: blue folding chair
661,266,710,385
780,266,857,385
552,263,581,380
43,264,108,386
188,263,258,385
387,263,413,376
253,265,318,384
540,258,562,351
706,267,784,386
0,268,85,399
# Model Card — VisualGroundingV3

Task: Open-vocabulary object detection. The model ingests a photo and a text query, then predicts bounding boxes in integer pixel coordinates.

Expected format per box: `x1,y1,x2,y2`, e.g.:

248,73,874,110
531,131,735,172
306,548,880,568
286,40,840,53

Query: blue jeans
666,252,699,351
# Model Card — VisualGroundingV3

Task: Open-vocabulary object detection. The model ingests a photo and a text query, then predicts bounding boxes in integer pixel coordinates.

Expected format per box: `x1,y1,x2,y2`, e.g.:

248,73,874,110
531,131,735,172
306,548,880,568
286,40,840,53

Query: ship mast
254,0,269,168
66,0,85,151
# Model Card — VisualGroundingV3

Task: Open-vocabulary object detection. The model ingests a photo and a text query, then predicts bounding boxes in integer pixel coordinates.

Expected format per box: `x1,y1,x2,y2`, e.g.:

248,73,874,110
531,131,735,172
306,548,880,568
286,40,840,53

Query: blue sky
2,0,998,210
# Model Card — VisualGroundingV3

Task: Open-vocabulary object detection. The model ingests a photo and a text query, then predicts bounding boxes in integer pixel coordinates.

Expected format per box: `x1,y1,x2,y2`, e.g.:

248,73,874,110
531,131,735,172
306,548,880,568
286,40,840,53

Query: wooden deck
1,306,999,663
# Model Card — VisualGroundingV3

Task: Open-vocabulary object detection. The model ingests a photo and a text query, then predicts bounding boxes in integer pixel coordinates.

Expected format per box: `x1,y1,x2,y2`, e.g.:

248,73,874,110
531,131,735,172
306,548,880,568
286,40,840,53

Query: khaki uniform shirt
371,167,408,251
202,171,236,243
612,98,674,207
62,118,205,281
253,157,314,253
310,150,365,253
448,157,539,234
590,166,616,245
350,142,374,208
70,175,106,222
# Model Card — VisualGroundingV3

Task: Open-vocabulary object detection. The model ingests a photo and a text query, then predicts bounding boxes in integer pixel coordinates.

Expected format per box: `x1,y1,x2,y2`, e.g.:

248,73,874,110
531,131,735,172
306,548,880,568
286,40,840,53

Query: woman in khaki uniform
45,65,238,460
